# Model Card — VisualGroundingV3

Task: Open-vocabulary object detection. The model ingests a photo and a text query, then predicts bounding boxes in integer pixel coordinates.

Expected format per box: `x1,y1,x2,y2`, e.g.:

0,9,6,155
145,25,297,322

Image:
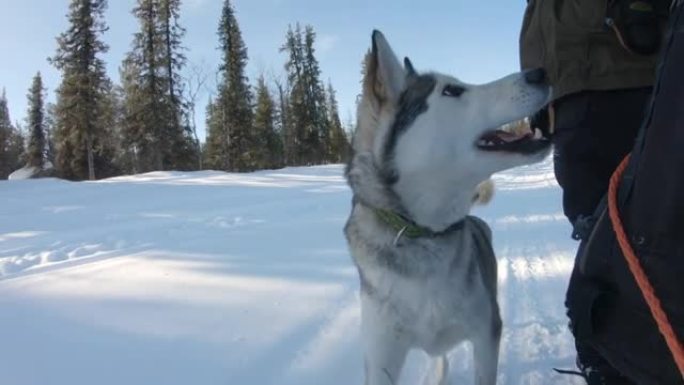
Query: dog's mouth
476,123,550,155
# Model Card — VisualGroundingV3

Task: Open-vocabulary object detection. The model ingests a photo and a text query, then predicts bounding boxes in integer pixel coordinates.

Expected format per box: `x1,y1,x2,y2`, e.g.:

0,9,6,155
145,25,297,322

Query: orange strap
608,155,684,379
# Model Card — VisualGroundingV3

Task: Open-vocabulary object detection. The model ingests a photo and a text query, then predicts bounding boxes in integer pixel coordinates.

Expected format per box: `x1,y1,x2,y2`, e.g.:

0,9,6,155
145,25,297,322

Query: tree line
0,0,351,180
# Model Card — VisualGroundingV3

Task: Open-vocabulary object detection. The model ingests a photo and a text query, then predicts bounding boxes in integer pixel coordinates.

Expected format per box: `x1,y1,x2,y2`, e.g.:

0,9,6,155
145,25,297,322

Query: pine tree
96,80,124,176
120,58,143,173
122,0,165,172
325,81,349,163
6,129,26,176
303,26,329,164
0,89,25,178
205,0,254,172
204,96,221,168
158,0,196,170
159,0,184,131
0,89,12,177
109,84,137,174
253,76,283,169
44,103,57,166
51,0,115,180
121,0,196,173
281,25,306,166
281,24,329,166
26,73,46,169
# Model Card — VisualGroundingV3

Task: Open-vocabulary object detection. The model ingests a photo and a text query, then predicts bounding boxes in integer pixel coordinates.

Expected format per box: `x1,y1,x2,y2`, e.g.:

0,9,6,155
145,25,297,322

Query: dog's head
348,31,551,231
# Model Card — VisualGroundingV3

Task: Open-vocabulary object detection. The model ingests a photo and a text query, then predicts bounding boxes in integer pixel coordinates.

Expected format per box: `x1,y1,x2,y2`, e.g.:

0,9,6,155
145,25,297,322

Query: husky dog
344,31,551,385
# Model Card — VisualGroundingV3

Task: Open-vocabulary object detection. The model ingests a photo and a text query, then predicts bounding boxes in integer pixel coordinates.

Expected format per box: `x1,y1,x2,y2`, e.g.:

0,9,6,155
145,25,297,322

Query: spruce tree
158,0,196,170
110,84,137,174
120,56,156,174
51,0,114,180
253,76,282,169
6,129,26,177
121,0,196,173
159,0,185,132
205,0,254,172
281,24,329,166
303,26,329,164
325,81,349,163
123,0,164,171
0,89,12,176
44,103,57,166
96,80,124,177
26,73,46,169
281,25,306,166
204,96,222,169
0,89,25,178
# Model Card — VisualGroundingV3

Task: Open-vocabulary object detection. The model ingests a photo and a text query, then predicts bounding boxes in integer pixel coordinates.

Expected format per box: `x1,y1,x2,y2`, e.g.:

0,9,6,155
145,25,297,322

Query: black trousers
553,88,652,385
552,88,652,226
554,89,652,385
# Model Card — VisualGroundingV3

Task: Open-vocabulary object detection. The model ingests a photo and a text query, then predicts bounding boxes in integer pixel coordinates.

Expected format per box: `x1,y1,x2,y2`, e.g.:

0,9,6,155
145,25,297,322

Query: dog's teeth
487,141,495,146
534,128,543,139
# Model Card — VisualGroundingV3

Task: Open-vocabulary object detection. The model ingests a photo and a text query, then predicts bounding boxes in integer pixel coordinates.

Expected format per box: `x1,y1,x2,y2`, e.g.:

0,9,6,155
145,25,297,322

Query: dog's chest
359,237,491,343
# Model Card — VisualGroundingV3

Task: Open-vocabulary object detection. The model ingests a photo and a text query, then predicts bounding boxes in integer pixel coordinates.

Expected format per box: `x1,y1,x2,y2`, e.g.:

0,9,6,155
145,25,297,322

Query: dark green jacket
520,0,667,101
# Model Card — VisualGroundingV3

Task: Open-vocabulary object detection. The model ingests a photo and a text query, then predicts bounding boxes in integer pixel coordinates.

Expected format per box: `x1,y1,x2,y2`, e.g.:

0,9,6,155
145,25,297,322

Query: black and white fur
344,31,551,385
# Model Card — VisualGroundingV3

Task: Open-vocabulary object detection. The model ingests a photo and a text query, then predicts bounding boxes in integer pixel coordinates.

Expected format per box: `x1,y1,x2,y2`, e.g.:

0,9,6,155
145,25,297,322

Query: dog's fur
344,31,551,385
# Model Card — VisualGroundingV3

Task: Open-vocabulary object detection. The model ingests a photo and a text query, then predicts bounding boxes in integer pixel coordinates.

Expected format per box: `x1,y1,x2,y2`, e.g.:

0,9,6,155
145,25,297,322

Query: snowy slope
0,160,583,385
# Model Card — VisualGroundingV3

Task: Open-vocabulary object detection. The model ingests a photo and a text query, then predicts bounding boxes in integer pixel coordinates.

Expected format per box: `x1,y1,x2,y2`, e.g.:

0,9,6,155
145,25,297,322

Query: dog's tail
474,179,495,206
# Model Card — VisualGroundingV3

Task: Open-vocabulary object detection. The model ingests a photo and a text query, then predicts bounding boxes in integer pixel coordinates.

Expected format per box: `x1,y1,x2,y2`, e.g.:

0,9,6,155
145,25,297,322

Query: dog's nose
524,68,546,85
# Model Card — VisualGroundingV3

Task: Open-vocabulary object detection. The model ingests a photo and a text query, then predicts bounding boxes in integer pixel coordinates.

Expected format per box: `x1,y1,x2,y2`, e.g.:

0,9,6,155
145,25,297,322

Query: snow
7,166,39,180
0,159,584,385
7,161,54,180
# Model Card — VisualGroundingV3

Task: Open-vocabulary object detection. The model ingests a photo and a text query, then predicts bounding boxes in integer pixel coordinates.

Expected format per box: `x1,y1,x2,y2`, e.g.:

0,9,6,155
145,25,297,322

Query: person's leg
552,88,652,226
552,92,604,226
553,88,652,385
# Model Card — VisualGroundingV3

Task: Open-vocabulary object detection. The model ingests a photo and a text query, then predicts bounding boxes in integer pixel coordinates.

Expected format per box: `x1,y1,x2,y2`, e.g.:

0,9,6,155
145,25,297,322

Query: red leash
608,155,684,379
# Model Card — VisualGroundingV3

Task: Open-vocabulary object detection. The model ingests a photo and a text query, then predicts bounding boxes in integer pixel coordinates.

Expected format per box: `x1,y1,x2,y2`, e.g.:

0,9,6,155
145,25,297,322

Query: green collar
374,208,432,239
373,208,466,242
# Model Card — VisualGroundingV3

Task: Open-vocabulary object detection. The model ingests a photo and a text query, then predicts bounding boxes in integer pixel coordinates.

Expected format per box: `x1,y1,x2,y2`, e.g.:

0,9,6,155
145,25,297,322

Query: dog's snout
524,68,546,85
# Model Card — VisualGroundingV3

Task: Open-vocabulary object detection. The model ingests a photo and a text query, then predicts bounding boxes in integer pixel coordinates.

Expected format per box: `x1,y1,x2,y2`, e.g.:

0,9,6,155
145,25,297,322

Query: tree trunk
86,134,95,180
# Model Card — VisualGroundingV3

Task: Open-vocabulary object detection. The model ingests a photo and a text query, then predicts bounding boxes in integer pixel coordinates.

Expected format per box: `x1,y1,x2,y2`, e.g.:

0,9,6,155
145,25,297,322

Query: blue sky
0,0,528,140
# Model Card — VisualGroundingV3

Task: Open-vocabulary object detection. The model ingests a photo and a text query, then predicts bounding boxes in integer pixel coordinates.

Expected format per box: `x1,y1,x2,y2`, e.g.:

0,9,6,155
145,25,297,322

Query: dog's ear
355,31,408,153
404,57,417,79
368,30,406,103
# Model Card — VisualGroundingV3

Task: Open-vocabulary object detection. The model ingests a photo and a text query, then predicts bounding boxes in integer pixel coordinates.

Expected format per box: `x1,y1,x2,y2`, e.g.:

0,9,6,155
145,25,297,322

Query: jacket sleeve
519,0,544,71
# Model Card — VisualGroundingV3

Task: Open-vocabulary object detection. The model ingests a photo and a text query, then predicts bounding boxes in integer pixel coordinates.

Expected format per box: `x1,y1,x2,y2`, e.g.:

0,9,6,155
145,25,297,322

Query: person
519,0,676,384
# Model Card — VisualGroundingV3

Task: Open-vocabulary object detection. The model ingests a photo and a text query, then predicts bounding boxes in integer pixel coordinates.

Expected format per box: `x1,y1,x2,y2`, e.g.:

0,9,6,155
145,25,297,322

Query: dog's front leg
472,313,502,385
362,326,409,385
361,297,409,385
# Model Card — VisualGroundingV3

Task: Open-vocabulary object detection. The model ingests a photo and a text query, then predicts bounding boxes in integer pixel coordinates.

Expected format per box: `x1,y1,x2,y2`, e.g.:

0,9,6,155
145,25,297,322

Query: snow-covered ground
0,159,583,385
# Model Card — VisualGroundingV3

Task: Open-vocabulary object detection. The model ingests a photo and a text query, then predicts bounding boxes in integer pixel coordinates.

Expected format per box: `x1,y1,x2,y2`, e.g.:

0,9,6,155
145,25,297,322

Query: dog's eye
442,84,466,98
